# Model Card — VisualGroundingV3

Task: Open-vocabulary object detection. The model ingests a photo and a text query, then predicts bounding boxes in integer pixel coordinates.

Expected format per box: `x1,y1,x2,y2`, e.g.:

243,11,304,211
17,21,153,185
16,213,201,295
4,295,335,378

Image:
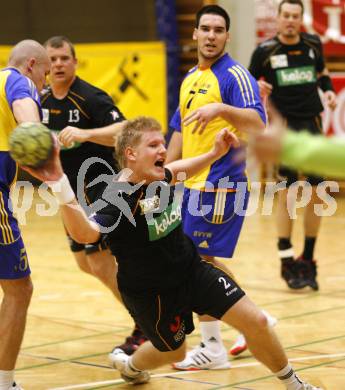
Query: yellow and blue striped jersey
0,67,40,152
0,67,40,244
170,54,265,190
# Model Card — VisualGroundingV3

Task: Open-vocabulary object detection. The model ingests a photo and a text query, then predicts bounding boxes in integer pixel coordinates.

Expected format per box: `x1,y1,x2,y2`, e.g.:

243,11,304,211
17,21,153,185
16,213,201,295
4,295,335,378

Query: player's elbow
257,119,266,133
247,120,265,135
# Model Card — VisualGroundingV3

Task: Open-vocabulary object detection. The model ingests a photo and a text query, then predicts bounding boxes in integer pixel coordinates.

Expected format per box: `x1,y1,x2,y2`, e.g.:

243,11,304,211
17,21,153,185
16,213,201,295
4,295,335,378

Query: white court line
48,351,345,390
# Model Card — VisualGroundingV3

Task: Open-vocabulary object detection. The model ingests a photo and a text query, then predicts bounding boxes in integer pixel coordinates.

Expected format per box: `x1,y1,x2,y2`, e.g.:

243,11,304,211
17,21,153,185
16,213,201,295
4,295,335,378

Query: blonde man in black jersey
22,116,322,390
249,0,337,291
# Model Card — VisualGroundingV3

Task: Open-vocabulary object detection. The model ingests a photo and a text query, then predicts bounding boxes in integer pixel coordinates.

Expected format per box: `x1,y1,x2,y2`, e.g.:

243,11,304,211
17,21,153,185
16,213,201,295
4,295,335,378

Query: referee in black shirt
248,0,337,291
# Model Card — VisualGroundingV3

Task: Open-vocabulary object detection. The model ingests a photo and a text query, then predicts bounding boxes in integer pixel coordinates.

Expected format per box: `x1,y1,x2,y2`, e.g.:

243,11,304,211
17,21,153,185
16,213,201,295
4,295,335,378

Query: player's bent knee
6,278,33,306
243,310,269,336
255,311,269,330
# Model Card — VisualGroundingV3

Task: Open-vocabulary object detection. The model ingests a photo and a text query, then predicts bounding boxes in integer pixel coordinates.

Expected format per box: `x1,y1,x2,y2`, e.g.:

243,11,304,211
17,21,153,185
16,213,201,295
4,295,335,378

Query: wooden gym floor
4,190,345,389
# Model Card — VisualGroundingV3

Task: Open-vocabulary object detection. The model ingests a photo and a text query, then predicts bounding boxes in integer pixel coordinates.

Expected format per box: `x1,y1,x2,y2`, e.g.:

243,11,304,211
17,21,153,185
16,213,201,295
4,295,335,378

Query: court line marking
22,327,133,351
47,352,345,390
210,356,345,390
21,288,345,351
19,333,345,371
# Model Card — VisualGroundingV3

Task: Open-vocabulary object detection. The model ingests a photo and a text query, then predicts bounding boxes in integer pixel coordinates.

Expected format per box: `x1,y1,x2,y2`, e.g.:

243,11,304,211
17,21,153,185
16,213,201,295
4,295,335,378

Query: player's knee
255,311,269,330
7,278,33,307
246,310,269,336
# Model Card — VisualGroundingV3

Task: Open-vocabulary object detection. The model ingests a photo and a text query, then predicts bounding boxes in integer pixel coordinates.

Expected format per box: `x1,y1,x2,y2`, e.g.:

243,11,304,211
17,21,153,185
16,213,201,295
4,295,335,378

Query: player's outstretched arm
58,121,127,147
22,140,101,244
166,128,239,184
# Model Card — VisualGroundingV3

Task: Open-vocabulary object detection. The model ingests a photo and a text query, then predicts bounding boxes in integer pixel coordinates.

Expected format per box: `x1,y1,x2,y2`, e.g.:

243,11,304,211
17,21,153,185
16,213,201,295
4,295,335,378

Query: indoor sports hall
1,0,344,389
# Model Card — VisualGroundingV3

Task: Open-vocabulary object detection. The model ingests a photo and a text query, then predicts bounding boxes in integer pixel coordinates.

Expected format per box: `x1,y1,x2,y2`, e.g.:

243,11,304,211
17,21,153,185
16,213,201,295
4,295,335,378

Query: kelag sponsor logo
277,66,316,86
147,201,182,241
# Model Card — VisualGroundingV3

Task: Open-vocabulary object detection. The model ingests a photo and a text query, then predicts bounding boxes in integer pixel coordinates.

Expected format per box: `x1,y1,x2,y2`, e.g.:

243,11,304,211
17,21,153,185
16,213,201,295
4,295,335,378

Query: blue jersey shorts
0,235,30,279
0,153,31,279
182,184,249,258
0,188,30,279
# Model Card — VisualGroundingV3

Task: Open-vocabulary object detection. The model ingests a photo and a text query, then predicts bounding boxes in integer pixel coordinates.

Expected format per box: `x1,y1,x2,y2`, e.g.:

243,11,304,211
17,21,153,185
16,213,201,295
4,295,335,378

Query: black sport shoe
281,259,308,289
297,257,319,291
113,326,148,355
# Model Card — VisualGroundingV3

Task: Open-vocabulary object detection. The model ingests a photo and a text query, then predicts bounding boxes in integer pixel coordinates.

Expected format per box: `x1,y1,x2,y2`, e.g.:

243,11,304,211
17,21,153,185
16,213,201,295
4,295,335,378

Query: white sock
0,370,14,390
200,321,224,353
275,364,304,390
126,357,142,376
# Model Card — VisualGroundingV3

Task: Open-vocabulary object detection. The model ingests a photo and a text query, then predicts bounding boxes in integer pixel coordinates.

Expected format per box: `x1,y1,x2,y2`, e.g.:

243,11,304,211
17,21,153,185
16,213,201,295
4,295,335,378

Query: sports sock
0,370,14,390
278,238,294,263
127,356,143,376
200,321,224,354
275,364,304,390
302,236,316,261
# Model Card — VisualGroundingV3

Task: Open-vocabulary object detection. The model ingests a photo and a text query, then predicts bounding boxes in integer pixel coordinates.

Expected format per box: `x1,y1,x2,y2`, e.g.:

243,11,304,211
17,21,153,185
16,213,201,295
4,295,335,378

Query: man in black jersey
248,0,337,291
23,116,322,390
42,36,147,353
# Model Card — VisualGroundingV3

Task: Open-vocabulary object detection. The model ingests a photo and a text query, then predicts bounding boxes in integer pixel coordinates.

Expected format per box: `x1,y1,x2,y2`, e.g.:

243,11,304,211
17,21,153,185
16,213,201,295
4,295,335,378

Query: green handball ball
9,122,53,168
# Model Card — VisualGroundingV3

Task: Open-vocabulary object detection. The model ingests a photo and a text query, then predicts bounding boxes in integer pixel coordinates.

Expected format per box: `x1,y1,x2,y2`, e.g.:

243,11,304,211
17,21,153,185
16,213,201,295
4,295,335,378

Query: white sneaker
229,309,278,356
11,383,24,390
172,343,231,370
300,383,323,390
108,348,150,384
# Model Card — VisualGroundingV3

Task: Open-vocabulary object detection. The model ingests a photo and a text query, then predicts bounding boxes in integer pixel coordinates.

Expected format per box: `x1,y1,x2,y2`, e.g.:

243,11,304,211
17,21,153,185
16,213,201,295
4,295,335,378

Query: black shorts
120,259,245,352
278,115,324,186
66,174,109,253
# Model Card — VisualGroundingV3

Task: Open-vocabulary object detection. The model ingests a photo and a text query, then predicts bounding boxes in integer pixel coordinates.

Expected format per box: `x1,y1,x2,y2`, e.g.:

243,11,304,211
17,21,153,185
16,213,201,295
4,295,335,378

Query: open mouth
154,159,164,168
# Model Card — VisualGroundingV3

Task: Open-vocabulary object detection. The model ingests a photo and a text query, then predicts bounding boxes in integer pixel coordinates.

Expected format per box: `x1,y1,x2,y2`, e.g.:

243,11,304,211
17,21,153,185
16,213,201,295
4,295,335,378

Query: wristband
48,174,75,205
318,75,334,92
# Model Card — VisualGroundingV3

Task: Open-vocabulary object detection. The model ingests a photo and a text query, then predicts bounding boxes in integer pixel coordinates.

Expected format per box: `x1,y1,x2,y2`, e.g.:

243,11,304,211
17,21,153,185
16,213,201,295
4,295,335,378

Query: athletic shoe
113,326,148,355
229,309,277,356
172,342,231,370
281,259,308,289
108,348,150,384
299,383,323,390
11,383,24,390
297,257,319,291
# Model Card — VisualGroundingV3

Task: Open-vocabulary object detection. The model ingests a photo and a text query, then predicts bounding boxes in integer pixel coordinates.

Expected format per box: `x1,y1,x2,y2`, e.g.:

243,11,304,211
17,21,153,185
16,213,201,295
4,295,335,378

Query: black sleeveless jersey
249,33,325,119
41,77,125,183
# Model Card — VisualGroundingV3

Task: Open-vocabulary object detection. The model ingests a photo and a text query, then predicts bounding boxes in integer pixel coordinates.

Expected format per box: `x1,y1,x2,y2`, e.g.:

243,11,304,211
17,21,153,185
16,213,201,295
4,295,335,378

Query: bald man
0,40,50,390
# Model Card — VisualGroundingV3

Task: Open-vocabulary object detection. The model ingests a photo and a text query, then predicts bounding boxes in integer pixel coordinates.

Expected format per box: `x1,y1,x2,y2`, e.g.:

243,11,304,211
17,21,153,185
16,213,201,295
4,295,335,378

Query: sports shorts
0,183,30,279
278,115,324,186
120,258,245,351
181,184,249,258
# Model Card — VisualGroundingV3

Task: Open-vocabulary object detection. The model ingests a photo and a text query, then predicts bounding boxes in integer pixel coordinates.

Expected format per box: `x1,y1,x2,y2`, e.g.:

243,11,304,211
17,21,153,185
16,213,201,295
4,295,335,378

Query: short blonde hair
116,116,162,168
